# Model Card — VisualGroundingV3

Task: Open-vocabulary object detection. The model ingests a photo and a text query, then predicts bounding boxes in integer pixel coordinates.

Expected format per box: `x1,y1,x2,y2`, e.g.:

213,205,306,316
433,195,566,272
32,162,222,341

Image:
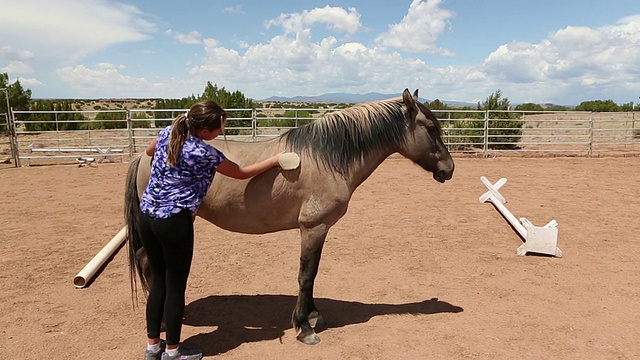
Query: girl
139,101,281,360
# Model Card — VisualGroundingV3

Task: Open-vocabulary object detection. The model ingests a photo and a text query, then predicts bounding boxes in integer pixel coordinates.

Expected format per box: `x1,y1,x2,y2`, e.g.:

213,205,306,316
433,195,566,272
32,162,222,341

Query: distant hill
261,92,400,104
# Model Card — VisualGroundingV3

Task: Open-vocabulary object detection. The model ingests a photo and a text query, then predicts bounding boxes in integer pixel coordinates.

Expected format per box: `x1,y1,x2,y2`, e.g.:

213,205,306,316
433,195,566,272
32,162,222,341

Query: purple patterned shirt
140,126,226,219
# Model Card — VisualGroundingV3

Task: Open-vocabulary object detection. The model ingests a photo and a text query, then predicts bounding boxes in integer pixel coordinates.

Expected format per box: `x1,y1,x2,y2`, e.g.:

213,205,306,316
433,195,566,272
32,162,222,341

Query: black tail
124,153,149,301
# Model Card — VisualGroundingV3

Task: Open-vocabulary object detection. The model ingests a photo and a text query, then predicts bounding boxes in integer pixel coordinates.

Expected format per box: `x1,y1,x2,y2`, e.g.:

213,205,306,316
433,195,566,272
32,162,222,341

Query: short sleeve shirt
140,126,226,218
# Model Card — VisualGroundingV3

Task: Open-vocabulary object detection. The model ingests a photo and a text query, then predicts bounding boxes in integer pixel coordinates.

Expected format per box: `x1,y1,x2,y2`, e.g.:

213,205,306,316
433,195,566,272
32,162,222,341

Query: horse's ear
413,89,419,102
402,88,415,109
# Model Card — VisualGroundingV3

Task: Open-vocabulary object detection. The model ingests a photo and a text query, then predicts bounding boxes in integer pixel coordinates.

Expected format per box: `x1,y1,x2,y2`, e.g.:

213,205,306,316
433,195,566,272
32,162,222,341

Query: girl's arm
216,154,280,179
145,138,158,156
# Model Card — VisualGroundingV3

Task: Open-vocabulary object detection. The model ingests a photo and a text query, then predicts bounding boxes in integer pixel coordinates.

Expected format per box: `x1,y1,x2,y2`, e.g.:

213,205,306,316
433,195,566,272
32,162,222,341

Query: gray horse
125,89,454,345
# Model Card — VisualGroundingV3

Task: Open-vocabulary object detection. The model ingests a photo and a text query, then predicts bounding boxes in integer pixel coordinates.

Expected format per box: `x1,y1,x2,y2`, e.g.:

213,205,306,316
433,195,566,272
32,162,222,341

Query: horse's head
398,89,454,183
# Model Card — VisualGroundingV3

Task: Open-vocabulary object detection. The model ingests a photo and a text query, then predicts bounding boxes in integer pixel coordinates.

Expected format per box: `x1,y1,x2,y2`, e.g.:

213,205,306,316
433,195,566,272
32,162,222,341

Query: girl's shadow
182,294,463,356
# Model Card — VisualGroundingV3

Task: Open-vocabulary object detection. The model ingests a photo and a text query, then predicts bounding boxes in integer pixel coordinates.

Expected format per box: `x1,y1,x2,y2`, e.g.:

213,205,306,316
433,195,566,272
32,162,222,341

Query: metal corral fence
436,110,640,157
2,107,639,166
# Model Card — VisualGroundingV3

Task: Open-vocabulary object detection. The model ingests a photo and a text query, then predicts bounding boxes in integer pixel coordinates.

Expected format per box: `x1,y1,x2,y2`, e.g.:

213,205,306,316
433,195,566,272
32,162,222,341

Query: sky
1,0,639,105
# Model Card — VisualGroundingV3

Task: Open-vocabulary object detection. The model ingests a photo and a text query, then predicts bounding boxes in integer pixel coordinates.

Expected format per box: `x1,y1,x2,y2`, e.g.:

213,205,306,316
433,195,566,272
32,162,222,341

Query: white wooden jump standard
479,176,562,257
28,143,122,163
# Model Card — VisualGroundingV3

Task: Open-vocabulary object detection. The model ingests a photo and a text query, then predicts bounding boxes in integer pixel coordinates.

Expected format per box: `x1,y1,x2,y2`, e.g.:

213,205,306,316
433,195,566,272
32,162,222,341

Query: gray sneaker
160,346,203,360
144,340,166,360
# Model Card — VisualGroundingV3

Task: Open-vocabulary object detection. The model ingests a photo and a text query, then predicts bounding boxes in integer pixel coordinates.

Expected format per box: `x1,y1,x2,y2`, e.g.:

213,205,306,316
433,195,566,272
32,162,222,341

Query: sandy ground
1,156,639,360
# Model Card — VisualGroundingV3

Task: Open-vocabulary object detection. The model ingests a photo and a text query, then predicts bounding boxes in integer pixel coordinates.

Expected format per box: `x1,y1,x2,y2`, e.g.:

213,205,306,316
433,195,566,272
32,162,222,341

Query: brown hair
166,100,227,166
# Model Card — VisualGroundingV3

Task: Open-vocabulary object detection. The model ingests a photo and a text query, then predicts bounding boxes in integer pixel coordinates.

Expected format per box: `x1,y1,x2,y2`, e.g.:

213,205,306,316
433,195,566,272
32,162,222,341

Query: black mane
283,98,408,176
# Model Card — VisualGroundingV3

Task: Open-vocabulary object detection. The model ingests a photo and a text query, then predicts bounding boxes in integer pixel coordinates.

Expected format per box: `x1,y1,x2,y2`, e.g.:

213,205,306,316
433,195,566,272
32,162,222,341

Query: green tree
619,102,634,112
25,100,87,131
1,73,32,132
575,99,620,112
477,90,522,149
425,99,448,110
92,111,128,129
199,82,254,134
152,83,255,134
25,100,56,132
153,97,198,127
514,103,544,112
545,105,572,111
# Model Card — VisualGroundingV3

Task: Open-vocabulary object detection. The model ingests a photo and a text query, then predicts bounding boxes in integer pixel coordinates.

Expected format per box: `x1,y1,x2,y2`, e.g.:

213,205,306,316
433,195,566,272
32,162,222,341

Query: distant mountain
260,92,401,104
259,92,476,107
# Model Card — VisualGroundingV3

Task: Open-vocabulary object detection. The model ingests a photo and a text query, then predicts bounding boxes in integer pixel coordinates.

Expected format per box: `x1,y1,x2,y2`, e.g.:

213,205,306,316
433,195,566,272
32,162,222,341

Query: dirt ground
1,156,639,360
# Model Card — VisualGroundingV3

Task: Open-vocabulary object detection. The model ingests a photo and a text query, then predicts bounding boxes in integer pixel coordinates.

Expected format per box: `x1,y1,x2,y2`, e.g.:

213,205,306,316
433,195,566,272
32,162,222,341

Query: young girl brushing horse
138,100,281,360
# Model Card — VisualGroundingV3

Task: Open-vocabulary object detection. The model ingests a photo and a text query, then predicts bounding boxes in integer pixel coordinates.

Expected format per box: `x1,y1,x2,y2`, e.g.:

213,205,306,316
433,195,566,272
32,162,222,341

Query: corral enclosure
1,156,639,359
1,100,640,358
1,106,639,167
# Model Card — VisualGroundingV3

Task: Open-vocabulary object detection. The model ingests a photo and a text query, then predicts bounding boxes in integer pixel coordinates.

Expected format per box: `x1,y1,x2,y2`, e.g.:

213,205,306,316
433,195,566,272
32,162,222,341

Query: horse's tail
124,153,149,301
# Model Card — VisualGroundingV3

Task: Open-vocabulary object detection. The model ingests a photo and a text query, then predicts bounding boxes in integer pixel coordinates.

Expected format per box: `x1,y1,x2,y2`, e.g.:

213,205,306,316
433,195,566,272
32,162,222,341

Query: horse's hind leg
292,226,327,345
135,247,153,286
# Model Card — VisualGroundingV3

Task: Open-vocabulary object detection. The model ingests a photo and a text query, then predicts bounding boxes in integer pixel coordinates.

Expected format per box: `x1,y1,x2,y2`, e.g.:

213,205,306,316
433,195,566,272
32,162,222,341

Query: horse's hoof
297,331,321,345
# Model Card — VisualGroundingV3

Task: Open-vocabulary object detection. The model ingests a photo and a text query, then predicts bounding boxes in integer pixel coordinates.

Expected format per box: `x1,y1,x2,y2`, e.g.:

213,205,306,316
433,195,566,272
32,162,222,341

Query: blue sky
1,0,639,105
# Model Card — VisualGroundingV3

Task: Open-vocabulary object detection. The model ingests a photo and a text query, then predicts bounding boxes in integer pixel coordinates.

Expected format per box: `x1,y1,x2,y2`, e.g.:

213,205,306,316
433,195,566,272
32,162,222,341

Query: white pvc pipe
73,226,127,288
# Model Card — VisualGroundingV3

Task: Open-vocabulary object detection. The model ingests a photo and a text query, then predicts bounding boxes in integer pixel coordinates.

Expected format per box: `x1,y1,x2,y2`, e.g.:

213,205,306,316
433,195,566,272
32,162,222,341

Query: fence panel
4,108,640,165
12,109,130,165
488,110,592,156
590,112,640,156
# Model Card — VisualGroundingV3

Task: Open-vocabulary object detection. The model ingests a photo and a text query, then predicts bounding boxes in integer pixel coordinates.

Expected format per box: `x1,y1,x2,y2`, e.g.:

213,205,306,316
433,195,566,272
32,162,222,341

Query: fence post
483,111,489,158
3,113,16,167
588,112,594,157
2,88,20,167
251,108,257,141
11,110,20,167
126,110,134,158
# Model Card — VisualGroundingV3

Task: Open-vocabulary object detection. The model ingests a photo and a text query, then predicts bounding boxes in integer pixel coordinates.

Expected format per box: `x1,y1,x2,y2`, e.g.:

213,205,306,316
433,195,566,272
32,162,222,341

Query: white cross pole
479,176,562,257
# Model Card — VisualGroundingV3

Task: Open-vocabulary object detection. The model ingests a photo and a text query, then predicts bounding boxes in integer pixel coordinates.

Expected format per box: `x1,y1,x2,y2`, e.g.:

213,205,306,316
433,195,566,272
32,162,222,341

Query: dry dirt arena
1,156,639,360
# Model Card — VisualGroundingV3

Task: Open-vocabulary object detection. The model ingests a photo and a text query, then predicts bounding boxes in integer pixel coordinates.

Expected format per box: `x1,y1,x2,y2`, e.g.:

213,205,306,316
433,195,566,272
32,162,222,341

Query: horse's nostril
435,169,452,182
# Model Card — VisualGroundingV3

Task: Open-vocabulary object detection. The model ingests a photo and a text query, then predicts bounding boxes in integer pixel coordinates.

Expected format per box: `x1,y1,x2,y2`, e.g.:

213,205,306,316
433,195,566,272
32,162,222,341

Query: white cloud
2,1,637,104
375,0,455,55
187,29,439,98
166,30,203,45
1,61,34,74
15,77,43,86
0,47,34,62
265,6,362,34
0,0,154,60
223,5,244,14
481,16,640,103
56,64,169,96
0,0,156,96
0,47,36,77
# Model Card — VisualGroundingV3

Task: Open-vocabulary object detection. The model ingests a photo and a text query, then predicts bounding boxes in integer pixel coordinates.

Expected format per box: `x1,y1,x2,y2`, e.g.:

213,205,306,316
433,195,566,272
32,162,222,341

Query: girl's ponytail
167,113,189,166
165,101,226,166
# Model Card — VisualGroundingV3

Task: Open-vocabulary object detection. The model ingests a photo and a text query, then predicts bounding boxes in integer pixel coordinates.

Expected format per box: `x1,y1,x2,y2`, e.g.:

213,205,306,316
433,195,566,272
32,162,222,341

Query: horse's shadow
182,294,463,356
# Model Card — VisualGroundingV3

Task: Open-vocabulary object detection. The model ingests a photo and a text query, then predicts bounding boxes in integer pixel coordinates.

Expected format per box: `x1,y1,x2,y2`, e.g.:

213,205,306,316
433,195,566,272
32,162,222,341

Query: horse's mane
283,98,407,176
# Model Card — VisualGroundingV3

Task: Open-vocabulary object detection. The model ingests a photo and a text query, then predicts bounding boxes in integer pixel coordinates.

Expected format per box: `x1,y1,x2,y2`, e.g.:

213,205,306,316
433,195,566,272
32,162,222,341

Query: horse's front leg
292,225,328,345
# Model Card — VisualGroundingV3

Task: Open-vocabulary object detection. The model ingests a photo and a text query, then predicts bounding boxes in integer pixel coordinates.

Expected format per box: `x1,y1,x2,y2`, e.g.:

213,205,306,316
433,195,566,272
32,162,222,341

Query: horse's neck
346,147,395,191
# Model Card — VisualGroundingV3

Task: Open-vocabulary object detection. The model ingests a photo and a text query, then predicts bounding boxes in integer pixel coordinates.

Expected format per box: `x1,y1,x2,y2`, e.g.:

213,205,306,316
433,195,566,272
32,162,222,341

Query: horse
124,89,455,345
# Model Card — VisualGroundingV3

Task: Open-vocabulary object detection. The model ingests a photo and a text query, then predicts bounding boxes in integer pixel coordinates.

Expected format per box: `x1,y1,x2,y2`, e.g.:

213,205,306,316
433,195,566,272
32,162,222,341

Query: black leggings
138,210,194,345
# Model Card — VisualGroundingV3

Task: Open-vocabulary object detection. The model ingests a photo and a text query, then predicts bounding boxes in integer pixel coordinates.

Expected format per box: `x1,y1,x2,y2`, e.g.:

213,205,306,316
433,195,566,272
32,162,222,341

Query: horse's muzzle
433,170,450,183
433,160,454,183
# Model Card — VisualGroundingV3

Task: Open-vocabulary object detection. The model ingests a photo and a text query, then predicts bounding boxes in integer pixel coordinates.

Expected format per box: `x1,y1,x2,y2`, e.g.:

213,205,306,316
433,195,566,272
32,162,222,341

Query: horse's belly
197,201,300,234
197,180,302,234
